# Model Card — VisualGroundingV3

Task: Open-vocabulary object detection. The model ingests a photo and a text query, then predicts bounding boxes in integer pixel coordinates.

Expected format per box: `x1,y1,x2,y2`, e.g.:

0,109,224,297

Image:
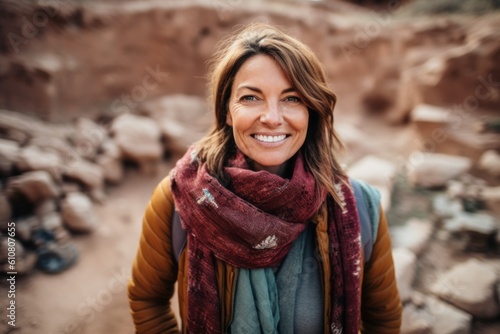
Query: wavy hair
196,23,348,204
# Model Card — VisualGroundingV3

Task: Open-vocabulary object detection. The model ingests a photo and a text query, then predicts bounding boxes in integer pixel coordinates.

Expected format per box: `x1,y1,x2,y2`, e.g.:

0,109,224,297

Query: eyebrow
236,85,297,94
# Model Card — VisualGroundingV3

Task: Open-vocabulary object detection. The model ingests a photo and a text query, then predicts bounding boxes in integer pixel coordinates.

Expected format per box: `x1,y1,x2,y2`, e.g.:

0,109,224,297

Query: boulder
41,212,63,231
390,29,500,124
443,212,498,251
16,145,63,181
63,158,105,191
402,292,472,334
15,216,40,242
101,139,121,159
34,199,58,217
96,154,124,184
6,170,60,203
411,104,451,140
139,95,211,155
478,149,500,177
401,301,432,334
30,135,76,162
408,152,472,188
0,108,72,139
482,186,500,216
72,117,108,160
0,138,19,175
393,248,417,302
432,193,463,220
110,114,162,172
61,182,81,195
430,259,500,319
347,155,397,210
391,218,433,256
61,192,98,233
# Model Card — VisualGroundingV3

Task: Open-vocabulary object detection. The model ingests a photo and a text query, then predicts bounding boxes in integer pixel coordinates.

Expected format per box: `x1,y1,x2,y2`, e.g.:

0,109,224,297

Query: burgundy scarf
170,147,361,333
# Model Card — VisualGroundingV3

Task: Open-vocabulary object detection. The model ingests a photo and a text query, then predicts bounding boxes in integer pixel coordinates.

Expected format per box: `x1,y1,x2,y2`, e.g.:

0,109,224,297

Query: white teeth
254,134,286,143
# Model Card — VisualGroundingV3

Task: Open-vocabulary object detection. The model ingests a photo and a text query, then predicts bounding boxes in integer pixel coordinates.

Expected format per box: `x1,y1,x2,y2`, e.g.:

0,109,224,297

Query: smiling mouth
253,134,287,143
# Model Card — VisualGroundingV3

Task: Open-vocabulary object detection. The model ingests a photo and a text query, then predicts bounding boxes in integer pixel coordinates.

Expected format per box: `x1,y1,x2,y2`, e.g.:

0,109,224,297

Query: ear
226,109,233,126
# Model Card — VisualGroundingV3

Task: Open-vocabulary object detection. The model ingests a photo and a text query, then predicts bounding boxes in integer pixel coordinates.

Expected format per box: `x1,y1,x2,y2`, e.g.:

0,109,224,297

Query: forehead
232,55,292,89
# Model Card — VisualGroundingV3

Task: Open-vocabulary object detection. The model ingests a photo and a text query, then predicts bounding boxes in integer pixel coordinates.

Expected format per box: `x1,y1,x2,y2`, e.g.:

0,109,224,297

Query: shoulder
150,175,174,209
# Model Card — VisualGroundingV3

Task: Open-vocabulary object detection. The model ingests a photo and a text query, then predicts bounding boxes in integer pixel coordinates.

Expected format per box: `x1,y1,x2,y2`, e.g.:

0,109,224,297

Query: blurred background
0,0,500,333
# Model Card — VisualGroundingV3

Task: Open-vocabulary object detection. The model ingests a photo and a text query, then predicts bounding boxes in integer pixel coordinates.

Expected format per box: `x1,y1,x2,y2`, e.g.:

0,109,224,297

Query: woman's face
227,55,309,176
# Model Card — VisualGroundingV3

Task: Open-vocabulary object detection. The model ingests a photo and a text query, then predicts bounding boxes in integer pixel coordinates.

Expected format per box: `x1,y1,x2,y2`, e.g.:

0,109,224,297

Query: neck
248,158,294,178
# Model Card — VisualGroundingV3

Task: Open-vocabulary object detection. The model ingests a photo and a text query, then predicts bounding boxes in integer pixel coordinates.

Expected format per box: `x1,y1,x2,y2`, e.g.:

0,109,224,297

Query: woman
128,23,402,334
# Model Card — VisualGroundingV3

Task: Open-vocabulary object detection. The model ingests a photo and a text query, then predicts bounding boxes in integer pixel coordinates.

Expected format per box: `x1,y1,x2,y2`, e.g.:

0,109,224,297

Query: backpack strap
171,179,382,264
171,209,187,264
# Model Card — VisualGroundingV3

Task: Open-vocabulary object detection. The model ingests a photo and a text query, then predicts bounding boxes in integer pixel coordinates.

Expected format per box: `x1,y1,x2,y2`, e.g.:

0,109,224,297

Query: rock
101,139,121,159
482,186,500,216
63,158,105,191
446,180,467,201
16,145,63,181
110,114,162,171
0,138,20,175
15,216,40,242
432,127,500,164
41,212,63,231
139,95,211,155
443,212,498,234
61,192,98,233
72,117,108,160
391,218,433,255
401,301,432,334
430,259,500,319
391,30,500,124
432,194,463,221
411,104,451,140
61,182,81,194
6,170,60,203
0,193,12,224
34,200,58,217
347,155,398,210
393,248,417,302
446,177,487,207
443,212,498,251
478,149,500,177
30,135,76,162
96,154,124,184
408,152,472,188
0,108,72,139
89,188,107,204
402,293,472,334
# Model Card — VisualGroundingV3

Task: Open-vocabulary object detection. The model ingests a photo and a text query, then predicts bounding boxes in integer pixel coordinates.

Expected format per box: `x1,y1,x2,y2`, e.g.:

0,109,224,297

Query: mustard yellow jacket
128,176,402,333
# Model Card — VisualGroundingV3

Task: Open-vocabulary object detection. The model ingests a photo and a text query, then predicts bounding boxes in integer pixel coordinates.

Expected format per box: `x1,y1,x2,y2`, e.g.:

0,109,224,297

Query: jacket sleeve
361,208,402,334
128,176,179,333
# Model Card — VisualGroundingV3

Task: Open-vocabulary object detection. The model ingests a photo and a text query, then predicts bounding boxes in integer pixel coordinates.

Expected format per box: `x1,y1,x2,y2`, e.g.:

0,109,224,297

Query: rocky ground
0,0,500,333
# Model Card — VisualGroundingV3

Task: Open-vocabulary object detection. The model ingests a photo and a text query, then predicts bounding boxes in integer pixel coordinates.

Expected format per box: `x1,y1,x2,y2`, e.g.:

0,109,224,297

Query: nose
260,101,283,127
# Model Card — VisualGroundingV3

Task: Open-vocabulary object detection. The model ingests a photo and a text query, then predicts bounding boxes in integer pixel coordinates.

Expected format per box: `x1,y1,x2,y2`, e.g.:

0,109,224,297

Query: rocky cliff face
1,0,498,123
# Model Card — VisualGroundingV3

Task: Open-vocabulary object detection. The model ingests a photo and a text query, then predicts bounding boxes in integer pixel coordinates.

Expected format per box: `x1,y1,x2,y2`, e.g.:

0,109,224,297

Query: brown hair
196,23,348,204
